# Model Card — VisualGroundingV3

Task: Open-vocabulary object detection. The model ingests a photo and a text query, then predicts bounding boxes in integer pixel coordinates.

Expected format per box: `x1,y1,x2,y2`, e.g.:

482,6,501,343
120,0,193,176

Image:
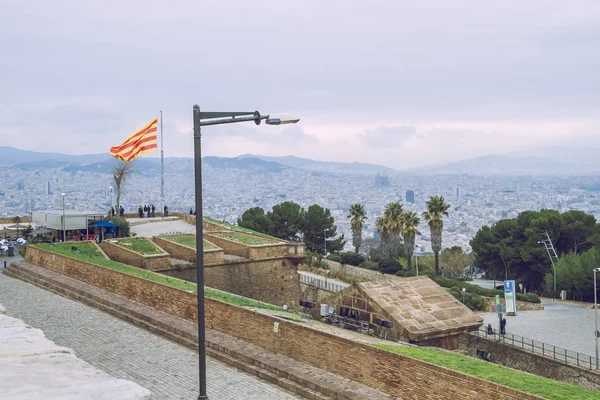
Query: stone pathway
0,273,302,400
130,219,196,238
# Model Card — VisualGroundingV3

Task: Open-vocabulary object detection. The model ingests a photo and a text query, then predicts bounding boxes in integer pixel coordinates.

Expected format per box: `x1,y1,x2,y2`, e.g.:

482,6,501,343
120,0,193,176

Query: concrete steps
4,262,395,400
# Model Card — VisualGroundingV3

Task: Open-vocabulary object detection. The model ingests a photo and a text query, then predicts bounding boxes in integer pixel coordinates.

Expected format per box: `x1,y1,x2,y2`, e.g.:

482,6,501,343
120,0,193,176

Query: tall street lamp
324,228,329,256
193,106,299,400
538,240,557,301
594,268,600,369
61,193,66,242
414,245,420,277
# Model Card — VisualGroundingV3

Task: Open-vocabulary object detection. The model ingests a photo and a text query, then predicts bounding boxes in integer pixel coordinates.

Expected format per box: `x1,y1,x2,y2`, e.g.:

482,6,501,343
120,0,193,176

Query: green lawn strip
161,234,216,250
373,344,599,400
203,217,283,241
34,243,292,314
213,231,277,246
113,238,163,255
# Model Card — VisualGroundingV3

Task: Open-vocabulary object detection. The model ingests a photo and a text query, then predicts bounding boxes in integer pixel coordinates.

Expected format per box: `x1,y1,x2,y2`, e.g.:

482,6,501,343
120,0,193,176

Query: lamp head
265,114,300,125
594,268,600,272
61,193,66,197
537,241,543,245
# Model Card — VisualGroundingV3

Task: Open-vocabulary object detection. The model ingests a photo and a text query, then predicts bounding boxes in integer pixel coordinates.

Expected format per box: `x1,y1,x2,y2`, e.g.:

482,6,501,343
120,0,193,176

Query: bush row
431,276,540,303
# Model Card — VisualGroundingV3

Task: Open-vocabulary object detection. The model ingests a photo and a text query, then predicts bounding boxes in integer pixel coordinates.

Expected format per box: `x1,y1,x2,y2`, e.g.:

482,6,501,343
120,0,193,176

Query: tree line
348,195,451,274
239,195,452,275
470,209,600,298
238,202,345,254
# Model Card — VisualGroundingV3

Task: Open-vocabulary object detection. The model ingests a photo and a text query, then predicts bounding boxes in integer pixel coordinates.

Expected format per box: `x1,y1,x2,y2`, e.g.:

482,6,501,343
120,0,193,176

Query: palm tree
377,202,404,259
423,195,451,275
401,211,420,270
384,202,404,237
348,204,367,253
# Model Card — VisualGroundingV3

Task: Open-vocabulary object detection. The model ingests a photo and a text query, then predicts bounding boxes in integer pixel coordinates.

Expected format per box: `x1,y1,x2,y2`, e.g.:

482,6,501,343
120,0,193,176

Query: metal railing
474,327,595,370
298,273,347,293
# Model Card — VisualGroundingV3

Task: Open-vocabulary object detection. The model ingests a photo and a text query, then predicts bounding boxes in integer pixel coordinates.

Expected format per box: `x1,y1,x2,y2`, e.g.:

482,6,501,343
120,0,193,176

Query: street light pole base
197,395,209,400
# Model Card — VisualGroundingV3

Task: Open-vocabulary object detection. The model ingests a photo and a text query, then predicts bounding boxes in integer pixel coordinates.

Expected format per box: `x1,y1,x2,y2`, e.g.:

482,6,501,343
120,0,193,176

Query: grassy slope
374,344,600,400
35,243,288,313
213,231,277,245
161,234,216,250
113,238,162,255
203,217,282,241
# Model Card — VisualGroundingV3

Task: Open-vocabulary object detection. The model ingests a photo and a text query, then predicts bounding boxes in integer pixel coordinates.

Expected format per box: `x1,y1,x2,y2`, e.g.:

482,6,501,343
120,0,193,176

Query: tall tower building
454,186,460,199
406,190,415,204
46,180,51,196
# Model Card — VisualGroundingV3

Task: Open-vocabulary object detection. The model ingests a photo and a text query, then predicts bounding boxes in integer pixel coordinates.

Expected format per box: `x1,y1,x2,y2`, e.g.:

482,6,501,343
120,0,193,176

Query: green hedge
358,261,379,270
431,276,540,303
326,254,341,262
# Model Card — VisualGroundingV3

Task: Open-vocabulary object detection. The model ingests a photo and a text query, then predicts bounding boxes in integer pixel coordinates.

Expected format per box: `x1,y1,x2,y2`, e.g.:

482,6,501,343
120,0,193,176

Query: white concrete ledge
0,304,151,399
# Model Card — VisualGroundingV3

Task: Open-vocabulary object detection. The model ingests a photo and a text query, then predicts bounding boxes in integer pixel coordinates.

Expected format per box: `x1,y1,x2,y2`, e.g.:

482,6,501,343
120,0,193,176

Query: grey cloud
1,0,600,161
361,126,417,148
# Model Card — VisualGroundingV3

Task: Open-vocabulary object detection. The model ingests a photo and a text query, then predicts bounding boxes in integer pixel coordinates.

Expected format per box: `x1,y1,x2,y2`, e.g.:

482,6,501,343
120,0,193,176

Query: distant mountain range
237,154,395,174
1,145,599,175
412,146,600,175
0,147,393,175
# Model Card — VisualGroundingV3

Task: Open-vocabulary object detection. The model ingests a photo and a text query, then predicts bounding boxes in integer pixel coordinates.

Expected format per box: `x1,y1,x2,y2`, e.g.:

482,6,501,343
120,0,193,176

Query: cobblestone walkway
0,272,302,400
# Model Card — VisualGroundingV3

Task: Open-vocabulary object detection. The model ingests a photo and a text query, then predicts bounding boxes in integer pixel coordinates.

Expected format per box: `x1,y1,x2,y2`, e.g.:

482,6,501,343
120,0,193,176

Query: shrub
378,259,402,274
105,216,130,237
395,269,417,278
358,261,379,270
326,254,341,262
517,293,541,303
448,287,485,311
340,252,366,266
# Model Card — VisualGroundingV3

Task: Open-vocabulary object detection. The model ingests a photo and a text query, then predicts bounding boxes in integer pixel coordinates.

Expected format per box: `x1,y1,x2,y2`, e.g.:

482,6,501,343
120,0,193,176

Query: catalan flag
110,117,159,162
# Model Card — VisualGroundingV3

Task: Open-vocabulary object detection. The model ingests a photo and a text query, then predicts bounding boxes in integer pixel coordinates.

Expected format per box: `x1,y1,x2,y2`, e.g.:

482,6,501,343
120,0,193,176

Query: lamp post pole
193,106,208,400
61,193,66,242
192,106,299,400
594,268,600,369
109,186,113,216
414,245,419,277
539,241,557,301
324,228,329,256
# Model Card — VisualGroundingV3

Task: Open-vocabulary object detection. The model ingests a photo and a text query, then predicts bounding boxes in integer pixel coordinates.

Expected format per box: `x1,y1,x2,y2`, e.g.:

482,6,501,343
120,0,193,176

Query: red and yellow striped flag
110,117,158,162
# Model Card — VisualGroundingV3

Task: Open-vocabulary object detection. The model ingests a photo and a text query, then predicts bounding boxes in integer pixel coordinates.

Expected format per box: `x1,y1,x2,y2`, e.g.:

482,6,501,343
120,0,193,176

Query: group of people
138,204,156,218
137,204,169,218
108,206,125,217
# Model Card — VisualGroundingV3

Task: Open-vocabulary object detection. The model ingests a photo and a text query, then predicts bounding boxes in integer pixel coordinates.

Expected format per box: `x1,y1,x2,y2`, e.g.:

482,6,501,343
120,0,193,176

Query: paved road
481,299,597,357
0,273,302,400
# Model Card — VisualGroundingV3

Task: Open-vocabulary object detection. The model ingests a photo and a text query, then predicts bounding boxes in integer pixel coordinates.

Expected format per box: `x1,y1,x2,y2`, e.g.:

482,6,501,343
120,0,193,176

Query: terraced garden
34,243,290,313
112,238,163,255
211,231,279,246
161,234,216,250
203,217,282,241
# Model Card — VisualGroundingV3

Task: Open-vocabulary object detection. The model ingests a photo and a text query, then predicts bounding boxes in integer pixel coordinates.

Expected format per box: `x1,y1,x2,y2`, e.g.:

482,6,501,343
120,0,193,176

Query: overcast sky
2,1,599,169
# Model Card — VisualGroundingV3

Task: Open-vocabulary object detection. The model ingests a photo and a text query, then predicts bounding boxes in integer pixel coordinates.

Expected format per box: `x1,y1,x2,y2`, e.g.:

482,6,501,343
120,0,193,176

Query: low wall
460,333,600,390
483,297,544,312
152,236,224,265
203,233,249,258
325,259,385,281
24,245,541,400
100,240,171,271
162,258,301,308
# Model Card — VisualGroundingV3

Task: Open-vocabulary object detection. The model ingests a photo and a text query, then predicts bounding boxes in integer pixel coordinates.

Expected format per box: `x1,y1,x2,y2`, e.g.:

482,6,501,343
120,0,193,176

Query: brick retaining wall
24,245,542,400
152,236,224,265
100,240,171,271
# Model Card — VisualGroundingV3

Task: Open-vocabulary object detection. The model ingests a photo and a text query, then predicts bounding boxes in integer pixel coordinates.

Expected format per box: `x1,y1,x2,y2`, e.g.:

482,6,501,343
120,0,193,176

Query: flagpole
160,110,165,218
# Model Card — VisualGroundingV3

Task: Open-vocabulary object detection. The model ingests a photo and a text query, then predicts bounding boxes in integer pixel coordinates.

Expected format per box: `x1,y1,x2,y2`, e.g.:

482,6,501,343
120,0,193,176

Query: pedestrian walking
151,204,155,217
